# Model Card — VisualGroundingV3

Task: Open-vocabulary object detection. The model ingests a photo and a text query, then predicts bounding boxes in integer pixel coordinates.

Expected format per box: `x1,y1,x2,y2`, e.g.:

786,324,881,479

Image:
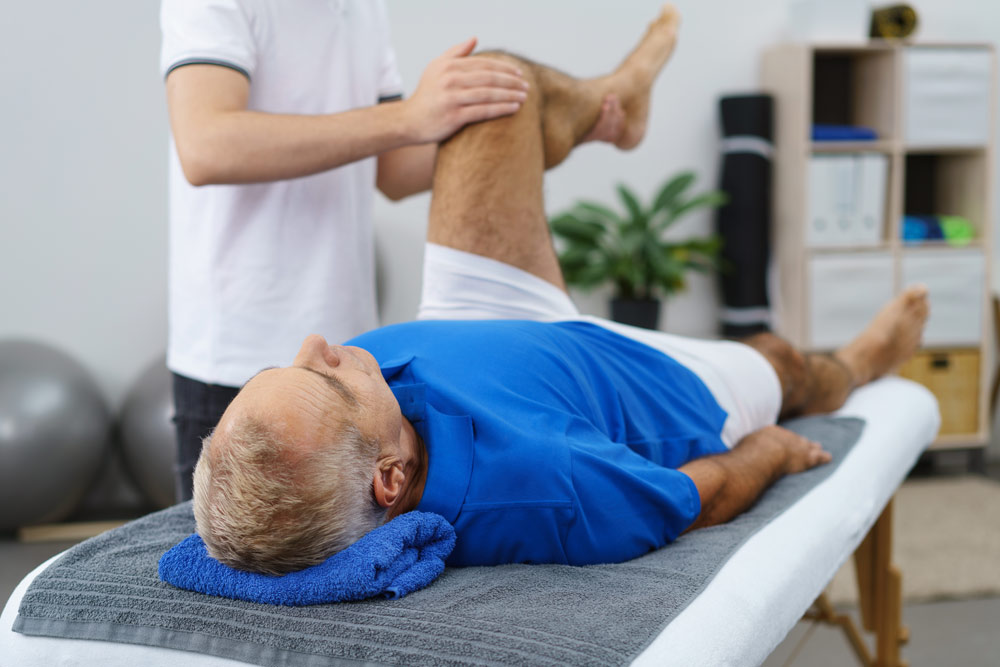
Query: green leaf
554,178,725,297
649,247,686,294
619,225,646,255
616,184,644,224
683,235,723,254
572,258,612,289
669,190,730,221
558,244,593,272
574,201,623,226
628,258,646,294
550,214,605,244
652,171,696,213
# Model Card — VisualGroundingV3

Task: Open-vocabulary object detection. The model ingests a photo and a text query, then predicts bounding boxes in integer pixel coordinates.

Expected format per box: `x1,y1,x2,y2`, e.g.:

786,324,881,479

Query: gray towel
14,416,863,667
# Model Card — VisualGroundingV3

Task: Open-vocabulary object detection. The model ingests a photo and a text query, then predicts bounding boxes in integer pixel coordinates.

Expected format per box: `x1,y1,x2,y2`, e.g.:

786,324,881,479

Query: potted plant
549,172,728,330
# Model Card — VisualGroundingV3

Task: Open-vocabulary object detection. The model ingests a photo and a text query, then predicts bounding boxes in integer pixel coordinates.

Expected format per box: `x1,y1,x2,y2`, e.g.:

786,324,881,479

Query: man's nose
299,334,329,360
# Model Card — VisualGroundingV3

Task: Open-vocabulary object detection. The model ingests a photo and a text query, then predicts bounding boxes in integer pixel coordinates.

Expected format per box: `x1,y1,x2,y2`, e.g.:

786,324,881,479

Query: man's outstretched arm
679,425,832,532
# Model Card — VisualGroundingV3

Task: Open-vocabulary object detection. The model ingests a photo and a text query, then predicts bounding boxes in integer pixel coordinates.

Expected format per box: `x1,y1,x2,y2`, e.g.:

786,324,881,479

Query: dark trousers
171,372,240,502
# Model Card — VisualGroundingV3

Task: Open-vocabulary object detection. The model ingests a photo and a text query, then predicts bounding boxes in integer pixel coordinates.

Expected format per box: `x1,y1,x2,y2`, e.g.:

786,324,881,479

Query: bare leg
682,286,929,532
427,5,679,289
744,286,930,419
536,3,680,165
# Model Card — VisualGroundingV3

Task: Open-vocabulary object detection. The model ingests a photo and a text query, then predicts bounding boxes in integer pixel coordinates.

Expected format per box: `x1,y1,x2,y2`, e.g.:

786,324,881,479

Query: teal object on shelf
901,214,974,245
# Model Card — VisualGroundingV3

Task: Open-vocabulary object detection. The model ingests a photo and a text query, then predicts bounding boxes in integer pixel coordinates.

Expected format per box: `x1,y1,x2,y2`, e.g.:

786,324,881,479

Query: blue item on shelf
902,215,945,243
812,124,878,141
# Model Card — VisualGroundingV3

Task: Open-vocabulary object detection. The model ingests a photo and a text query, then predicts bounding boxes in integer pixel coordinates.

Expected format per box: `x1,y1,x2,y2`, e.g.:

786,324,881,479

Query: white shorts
418,243,783,448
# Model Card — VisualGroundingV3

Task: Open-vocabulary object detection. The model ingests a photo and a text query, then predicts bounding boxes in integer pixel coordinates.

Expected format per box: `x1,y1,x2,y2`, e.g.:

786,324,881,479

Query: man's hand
403,38,530,144
680,425,831,532
580,94,626,145
744,424,832,474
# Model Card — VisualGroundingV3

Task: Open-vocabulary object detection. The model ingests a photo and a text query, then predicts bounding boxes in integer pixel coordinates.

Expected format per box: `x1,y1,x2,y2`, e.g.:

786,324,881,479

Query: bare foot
835,285,930,386
610,4,680,149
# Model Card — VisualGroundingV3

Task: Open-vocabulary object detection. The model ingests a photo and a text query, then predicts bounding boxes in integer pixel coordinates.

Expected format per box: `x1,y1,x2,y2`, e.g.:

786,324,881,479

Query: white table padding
0,377,939,667
633,376,939,666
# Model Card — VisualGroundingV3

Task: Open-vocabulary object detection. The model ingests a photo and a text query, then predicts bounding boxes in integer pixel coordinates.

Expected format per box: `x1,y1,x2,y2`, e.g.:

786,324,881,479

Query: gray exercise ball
0,340,111,530
119,357,176,509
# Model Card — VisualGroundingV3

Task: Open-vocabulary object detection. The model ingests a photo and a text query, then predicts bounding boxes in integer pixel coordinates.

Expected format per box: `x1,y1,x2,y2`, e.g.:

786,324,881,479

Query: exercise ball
0,340,111,530
119,357,176,509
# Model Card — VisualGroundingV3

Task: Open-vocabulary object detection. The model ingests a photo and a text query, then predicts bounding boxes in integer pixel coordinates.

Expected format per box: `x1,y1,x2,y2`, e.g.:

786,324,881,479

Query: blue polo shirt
348,320,728,566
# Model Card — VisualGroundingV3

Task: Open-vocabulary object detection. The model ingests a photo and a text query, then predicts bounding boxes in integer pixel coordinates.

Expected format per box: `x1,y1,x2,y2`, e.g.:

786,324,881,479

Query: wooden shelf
808,244,895,254
904,144,989,155
763,42,996,450
901,240,983,251
929,433,991,450
810,41,897,53
811,140,896,153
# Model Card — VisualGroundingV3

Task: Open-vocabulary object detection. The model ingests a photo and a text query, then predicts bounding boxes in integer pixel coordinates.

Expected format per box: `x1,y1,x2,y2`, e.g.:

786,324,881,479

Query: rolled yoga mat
715,94,773,338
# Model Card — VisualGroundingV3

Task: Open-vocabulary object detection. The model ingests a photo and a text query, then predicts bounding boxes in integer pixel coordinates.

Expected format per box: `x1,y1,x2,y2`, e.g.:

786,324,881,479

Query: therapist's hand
403,38,529,144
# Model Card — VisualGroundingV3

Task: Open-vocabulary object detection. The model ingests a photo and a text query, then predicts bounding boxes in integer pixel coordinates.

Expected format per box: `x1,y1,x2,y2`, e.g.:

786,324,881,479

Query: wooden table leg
853,498,909,667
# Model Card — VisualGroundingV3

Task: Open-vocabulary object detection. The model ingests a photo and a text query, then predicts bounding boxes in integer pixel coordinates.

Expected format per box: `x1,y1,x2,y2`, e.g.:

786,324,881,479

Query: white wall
0,2,167,409
376,0,1000,333
375,0,793,335
2,0,1000,416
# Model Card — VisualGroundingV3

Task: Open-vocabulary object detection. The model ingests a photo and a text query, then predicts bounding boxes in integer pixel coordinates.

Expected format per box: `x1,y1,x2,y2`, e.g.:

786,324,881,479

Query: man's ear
372,456,406,509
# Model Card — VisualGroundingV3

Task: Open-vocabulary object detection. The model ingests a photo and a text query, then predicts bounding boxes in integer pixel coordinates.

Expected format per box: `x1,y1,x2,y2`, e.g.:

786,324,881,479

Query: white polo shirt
160,0,403,386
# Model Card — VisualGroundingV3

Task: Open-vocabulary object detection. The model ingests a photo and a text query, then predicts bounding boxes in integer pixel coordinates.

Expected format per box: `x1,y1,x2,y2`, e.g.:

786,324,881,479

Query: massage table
0,376,939,666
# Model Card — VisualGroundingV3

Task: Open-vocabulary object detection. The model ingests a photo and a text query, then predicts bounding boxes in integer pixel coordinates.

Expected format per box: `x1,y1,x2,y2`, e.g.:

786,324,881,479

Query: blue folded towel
158,511,456,605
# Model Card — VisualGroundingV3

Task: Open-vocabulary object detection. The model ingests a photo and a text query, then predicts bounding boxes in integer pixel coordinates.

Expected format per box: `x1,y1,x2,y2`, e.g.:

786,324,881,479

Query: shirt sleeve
373,0,404,101
160,0,257,80
562,427,702,565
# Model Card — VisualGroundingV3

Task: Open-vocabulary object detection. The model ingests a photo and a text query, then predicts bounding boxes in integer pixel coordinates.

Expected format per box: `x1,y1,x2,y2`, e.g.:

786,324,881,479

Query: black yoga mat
715,94,773,338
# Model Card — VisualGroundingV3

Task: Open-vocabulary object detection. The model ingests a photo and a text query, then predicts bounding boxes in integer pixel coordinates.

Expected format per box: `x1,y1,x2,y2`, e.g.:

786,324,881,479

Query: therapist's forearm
168,42,528,188
376,142,438,200
175,102,420,187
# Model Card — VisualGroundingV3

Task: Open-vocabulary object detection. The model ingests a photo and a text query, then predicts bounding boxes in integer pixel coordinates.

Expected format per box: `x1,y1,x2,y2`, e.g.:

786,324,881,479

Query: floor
2,455,998,665
763,596,1000,666
764,453,1000,666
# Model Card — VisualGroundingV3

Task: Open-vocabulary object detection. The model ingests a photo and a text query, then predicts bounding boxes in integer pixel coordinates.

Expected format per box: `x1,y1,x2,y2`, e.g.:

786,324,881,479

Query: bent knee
475,49,529,70
743,333,807,399
474,50,541,89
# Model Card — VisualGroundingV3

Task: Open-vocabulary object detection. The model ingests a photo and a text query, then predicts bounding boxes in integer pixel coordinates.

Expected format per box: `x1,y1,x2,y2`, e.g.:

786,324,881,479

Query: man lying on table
192,5,929,572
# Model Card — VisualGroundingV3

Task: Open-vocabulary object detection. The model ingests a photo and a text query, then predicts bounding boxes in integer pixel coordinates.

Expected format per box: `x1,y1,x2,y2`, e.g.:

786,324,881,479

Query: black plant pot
610,297,661,330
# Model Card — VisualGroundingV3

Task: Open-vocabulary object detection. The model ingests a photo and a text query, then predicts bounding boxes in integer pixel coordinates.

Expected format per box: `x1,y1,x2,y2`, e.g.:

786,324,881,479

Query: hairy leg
683,286,928,532
427,5,679,289
536,4,680,166
744,285,930,419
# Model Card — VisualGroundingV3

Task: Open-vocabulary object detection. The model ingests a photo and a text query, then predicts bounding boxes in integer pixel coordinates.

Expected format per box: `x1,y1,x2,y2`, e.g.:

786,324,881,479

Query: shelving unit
762,42,996,456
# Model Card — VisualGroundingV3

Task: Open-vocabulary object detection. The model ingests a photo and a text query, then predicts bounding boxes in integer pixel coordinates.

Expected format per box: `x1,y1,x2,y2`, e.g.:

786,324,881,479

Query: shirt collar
378,355,473,524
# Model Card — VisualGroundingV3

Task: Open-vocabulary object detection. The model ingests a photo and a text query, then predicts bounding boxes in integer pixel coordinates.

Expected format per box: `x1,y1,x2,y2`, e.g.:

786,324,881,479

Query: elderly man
192,5,929,574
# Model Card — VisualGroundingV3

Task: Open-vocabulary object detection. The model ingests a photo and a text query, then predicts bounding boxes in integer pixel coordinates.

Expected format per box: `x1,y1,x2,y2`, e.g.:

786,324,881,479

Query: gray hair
192,414,386,575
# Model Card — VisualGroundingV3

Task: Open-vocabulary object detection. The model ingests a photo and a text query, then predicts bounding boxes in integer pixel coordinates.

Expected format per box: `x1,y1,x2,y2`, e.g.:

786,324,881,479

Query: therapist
159,0,544,502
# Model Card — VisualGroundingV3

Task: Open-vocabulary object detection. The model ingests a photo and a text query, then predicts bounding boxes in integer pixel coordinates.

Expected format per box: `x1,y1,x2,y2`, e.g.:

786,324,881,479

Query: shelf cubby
811,47,897,142
902,151,988,242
